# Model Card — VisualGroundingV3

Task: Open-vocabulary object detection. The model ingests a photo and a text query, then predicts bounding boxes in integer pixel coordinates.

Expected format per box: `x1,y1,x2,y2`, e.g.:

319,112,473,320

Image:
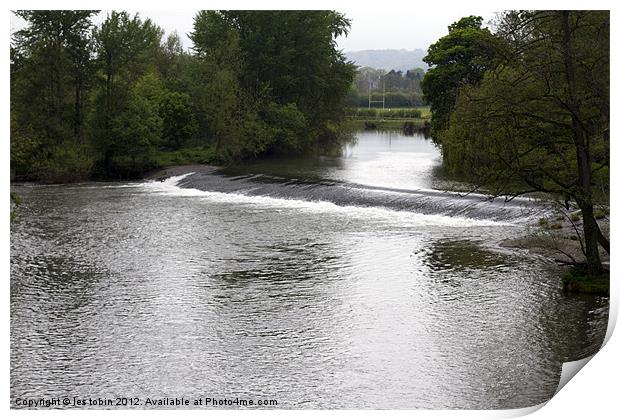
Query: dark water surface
10,131,608,409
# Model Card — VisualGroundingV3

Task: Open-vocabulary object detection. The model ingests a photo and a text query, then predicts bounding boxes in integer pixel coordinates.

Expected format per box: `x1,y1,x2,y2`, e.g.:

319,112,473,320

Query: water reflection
417,239,512,272
10,131,608,409
223,131,442,191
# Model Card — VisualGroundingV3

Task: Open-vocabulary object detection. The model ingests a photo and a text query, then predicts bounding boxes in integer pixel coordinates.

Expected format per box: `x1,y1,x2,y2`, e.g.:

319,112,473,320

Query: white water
143,173,511,228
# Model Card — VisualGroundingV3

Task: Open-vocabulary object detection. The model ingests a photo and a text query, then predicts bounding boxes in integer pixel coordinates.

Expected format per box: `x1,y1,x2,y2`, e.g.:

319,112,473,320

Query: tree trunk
579,202,604,274
560,11,605,274
597,224,610,255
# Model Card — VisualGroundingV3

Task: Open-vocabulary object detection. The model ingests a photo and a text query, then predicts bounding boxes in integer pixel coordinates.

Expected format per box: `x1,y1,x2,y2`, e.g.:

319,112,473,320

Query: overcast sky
338,8,498,51
10,8,499,52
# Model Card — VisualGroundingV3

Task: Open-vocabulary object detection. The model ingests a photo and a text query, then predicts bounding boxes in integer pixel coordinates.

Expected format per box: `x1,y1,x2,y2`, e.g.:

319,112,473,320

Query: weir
159,168,551,224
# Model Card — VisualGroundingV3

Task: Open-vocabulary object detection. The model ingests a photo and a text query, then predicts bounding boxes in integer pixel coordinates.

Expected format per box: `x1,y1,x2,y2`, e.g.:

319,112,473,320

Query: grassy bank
346,106,431,119
348,119,429,131
345,106,431,132
500,207,610,296
152,146,216,167
562,266,610,295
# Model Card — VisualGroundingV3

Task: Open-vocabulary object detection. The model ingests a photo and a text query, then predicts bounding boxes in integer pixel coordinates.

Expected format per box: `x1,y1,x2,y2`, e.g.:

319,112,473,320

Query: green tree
155,31,189,91
421,16,506,141
11,10,98,181
188,23,257,160
190,10,356,158
441,11,609,274
159,92,199,149
90,11,163,175
93,11,163,94
406,68,425,81
12,9,357,179
12,10,98,142
105,73,164,178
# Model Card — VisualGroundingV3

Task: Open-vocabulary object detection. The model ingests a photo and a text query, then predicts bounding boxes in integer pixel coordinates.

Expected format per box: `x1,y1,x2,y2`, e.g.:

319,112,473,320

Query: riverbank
499,212,610,295
143,164,219,181
345,106,431,133
348,119,430,133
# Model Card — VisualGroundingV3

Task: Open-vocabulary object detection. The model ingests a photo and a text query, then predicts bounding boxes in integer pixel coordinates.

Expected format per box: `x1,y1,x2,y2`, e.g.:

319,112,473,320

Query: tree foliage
11,11,98,154
11,10,355,179
421,16,506,140
430,11,609,274
190,10,356,158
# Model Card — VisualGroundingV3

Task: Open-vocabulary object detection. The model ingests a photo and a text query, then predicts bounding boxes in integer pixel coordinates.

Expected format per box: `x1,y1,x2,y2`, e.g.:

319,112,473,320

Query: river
10,130,608,409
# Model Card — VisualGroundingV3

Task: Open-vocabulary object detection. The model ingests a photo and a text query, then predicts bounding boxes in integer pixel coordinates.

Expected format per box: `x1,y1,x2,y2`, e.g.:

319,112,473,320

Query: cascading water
149,168,550,225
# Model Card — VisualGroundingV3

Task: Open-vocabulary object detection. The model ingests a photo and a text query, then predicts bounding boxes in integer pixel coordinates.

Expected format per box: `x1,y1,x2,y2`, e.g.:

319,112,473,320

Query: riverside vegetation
421,12,609,284
10,10,356,181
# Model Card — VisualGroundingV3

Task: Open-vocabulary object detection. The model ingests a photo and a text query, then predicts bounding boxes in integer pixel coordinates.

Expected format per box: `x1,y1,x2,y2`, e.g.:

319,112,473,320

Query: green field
347,106,431,120
346,106,431,131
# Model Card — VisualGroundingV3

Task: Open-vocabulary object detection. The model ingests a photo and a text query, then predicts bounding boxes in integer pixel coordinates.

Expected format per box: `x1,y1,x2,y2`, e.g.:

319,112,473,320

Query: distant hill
345,49,428,72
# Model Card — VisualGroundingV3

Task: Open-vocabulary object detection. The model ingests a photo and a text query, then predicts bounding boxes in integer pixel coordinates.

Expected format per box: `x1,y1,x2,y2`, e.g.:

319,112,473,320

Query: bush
355,108,378,118
35,142,95,183
154,147,216,167
562,265,609,295
594,207,608,219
